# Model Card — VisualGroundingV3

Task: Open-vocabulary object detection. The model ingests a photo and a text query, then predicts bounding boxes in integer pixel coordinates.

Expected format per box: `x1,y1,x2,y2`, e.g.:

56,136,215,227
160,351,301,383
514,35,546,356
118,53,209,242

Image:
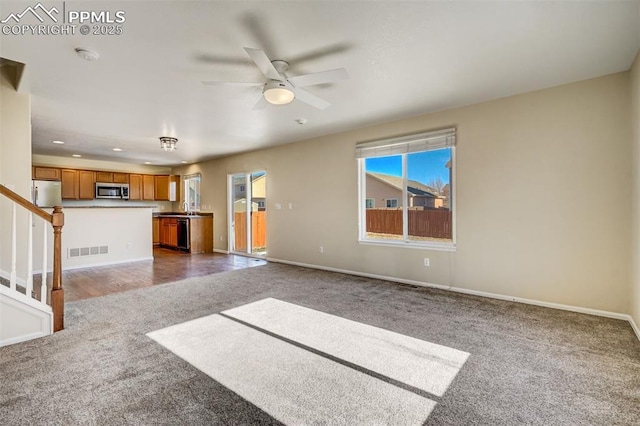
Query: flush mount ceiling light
72,154,82,158
263,79,295,105
75,48,99,61
52,140,65,144
113,148,122,152
159,136,178,152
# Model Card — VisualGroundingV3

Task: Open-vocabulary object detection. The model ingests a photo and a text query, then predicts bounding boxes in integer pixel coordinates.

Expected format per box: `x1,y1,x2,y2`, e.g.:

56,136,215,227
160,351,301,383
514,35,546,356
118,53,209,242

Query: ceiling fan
202,47,348,110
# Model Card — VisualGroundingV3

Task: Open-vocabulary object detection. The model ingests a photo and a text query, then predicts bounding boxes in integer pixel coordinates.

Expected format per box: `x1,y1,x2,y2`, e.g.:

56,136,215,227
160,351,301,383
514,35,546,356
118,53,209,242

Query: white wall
174,72,631,314
0,63,32,276
630,49,640,329
60,207,153,270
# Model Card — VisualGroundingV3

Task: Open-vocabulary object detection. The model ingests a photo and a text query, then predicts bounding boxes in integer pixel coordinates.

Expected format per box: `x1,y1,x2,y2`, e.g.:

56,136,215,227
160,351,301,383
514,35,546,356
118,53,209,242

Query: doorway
228,171,267,256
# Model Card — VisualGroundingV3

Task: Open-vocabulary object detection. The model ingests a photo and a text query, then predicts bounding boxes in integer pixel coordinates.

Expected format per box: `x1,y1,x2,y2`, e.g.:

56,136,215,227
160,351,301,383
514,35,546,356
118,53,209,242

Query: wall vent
68,245,109,259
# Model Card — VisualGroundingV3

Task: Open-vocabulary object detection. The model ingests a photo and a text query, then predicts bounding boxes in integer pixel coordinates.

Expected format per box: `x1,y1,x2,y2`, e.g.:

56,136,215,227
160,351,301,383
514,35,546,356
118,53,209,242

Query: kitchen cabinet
156,215,213,253
61,169,95,199
96,171,129,184
61,169,78,199
33,166,61,181
113,173,129,184
154,175,170,201
79,171,95,199
129,174,142,200
154,175,180,201
152,217,160,245
95,171,113,183
143,175,155,201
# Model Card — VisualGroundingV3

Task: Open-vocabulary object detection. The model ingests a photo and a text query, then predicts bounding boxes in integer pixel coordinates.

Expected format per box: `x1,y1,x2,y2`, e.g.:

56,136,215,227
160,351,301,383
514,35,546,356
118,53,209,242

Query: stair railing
0,184,64,331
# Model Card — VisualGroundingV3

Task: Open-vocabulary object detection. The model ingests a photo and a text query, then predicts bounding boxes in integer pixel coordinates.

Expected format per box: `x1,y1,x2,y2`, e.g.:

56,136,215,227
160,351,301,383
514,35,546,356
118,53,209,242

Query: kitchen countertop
153,212,213,218
62,206,157,209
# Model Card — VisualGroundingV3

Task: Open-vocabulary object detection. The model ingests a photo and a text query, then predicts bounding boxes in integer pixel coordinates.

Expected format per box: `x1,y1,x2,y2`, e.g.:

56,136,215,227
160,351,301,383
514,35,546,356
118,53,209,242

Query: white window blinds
355,128,456,159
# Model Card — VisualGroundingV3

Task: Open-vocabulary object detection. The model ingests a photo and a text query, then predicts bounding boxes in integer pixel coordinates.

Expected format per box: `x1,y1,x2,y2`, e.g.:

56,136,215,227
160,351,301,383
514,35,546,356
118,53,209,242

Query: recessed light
72,154,82,158
296,118,308,125
113,148,122,152
75,48,99,61
181,161,188,164
52,140,65,145
144,161,152,165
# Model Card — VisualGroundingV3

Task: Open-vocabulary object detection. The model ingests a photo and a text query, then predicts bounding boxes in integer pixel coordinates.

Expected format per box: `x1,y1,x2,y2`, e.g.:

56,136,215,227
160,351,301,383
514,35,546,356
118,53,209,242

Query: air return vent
68,245,109,259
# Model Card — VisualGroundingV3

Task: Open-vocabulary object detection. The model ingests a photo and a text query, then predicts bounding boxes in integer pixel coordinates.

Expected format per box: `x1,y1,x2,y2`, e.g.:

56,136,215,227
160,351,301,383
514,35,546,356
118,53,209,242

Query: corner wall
174,72,632,315
0,64,32,275
630,49,640,331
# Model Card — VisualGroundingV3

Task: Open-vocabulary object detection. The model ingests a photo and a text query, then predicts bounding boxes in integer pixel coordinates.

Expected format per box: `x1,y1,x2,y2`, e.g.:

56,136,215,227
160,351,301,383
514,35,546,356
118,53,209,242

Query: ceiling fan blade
252,95,268,110
244,47,281,81
294,88,331,110
202,81,263,87
288,68,349,88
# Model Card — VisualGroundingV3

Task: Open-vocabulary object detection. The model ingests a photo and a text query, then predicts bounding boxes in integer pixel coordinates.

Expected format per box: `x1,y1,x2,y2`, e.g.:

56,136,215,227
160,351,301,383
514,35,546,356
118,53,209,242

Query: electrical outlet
319,246,324,254
423,258,430,267
220,236,223,241
288,202,293,210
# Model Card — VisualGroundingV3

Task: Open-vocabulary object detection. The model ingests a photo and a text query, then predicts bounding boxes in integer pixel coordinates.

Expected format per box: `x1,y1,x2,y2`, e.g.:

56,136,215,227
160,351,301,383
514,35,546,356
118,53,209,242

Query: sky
365,148,451,185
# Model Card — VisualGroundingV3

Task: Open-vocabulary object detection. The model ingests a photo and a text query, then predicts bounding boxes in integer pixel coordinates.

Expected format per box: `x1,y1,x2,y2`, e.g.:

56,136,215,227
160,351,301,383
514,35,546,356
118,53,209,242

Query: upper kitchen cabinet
95,171,113,183
61,169,95,199
113,173,129,184
78,171,95,199
154,175,180,201
33,166,61,181
61,169,78,199
143,175,155,200
154,175,170,201
96,171,129,184
129,174,142,200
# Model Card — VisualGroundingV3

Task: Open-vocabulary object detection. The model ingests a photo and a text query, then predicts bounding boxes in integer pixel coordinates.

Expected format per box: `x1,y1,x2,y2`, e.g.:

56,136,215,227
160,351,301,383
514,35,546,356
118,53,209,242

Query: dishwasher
176,218,190,251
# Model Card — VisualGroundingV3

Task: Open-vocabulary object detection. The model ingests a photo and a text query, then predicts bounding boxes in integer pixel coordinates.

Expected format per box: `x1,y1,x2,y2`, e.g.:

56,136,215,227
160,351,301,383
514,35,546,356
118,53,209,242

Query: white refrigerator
31,180,62,208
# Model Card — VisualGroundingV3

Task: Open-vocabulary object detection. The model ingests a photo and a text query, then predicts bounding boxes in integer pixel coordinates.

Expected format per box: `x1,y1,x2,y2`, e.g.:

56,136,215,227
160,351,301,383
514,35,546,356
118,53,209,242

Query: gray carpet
1,263,639,425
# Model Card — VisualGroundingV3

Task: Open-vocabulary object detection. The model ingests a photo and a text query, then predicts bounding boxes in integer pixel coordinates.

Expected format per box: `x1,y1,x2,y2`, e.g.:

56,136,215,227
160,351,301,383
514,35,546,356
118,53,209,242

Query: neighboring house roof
367,172,438,197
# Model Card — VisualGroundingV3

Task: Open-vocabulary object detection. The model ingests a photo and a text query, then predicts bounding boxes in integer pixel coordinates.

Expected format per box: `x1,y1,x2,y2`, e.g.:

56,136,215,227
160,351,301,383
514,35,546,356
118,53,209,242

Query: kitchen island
60,206,154,269
152,213,213,254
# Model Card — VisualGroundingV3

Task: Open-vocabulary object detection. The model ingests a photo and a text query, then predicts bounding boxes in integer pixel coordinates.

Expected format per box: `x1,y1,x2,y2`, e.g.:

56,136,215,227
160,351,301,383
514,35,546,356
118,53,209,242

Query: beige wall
173,72,631,314
630,49,640,328
0,64,32,275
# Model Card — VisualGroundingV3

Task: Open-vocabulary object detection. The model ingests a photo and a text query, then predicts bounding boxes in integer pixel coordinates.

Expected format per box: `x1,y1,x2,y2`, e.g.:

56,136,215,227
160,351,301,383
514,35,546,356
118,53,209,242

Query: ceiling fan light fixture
263,80,295,105
159,136,178,151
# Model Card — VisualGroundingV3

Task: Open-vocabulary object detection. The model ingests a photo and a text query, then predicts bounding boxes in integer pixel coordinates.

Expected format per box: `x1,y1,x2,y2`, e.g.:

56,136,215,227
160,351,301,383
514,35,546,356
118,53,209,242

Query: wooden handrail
0,184,65,331
0,184,52,222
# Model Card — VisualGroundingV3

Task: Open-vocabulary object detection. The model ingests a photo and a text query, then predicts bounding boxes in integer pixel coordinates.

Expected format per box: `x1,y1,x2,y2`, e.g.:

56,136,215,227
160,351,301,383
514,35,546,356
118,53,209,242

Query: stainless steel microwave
95,183,129,200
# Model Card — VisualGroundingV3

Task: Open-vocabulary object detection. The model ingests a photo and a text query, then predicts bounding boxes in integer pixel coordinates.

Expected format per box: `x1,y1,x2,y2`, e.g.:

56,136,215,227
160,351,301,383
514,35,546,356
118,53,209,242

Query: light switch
275,203,282,210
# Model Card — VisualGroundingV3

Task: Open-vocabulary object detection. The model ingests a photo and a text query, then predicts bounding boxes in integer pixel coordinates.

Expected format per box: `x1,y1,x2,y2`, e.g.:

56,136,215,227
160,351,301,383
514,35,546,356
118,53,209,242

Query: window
239,184,246,193
385,199,398,208
357,128,456,250
183,173,201,211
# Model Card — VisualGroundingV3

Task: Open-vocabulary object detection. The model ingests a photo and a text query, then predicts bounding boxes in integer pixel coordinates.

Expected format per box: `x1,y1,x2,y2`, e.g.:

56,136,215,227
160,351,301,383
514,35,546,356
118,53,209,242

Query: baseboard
266,257,639,340
213,249,229,254
629,316,640,341
61,256,154,271
0,330,50,348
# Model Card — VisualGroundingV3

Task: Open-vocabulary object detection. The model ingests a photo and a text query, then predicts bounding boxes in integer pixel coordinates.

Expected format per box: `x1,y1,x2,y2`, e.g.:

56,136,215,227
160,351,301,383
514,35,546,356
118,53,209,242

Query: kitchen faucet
182,200,190,215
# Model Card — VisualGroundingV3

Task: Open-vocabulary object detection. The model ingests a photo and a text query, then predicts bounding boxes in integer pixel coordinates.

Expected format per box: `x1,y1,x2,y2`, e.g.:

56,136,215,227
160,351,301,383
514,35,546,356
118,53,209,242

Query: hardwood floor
60,248,266,302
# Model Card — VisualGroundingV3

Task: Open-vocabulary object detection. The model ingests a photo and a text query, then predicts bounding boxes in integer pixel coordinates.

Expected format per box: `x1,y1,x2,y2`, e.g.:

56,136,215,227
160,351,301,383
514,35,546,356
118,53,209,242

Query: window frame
357,132,456,252
365,198,375,209
385,198,398,208
183,173,202,212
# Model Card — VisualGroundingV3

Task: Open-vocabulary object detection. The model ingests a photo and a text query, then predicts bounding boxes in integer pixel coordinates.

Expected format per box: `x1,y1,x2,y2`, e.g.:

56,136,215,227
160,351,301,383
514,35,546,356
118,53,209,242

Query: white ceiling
1,1,639,166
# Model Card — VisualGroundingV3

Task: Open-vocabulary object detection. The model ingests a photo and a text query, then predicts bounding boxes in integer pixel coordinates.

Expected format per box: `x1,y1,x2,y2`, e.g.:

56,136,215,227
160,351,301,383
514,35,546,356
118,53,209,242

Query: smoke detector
75,48,99,61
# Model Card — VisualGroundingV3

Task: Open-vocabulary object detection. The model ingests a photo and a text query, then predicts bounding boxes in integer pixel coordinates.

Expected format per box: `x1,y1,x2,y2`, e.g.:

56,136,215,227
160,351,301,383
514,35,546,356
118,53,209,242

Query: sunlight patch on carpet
147,314,436,425
223,298,469,397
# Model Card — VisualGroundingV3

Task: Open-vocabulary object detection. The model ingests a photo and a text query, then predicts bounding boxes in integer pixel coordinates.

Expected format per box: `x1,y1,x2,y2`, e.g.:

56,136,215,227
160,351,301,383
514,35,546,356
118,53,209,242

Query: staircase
0,184,64,347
